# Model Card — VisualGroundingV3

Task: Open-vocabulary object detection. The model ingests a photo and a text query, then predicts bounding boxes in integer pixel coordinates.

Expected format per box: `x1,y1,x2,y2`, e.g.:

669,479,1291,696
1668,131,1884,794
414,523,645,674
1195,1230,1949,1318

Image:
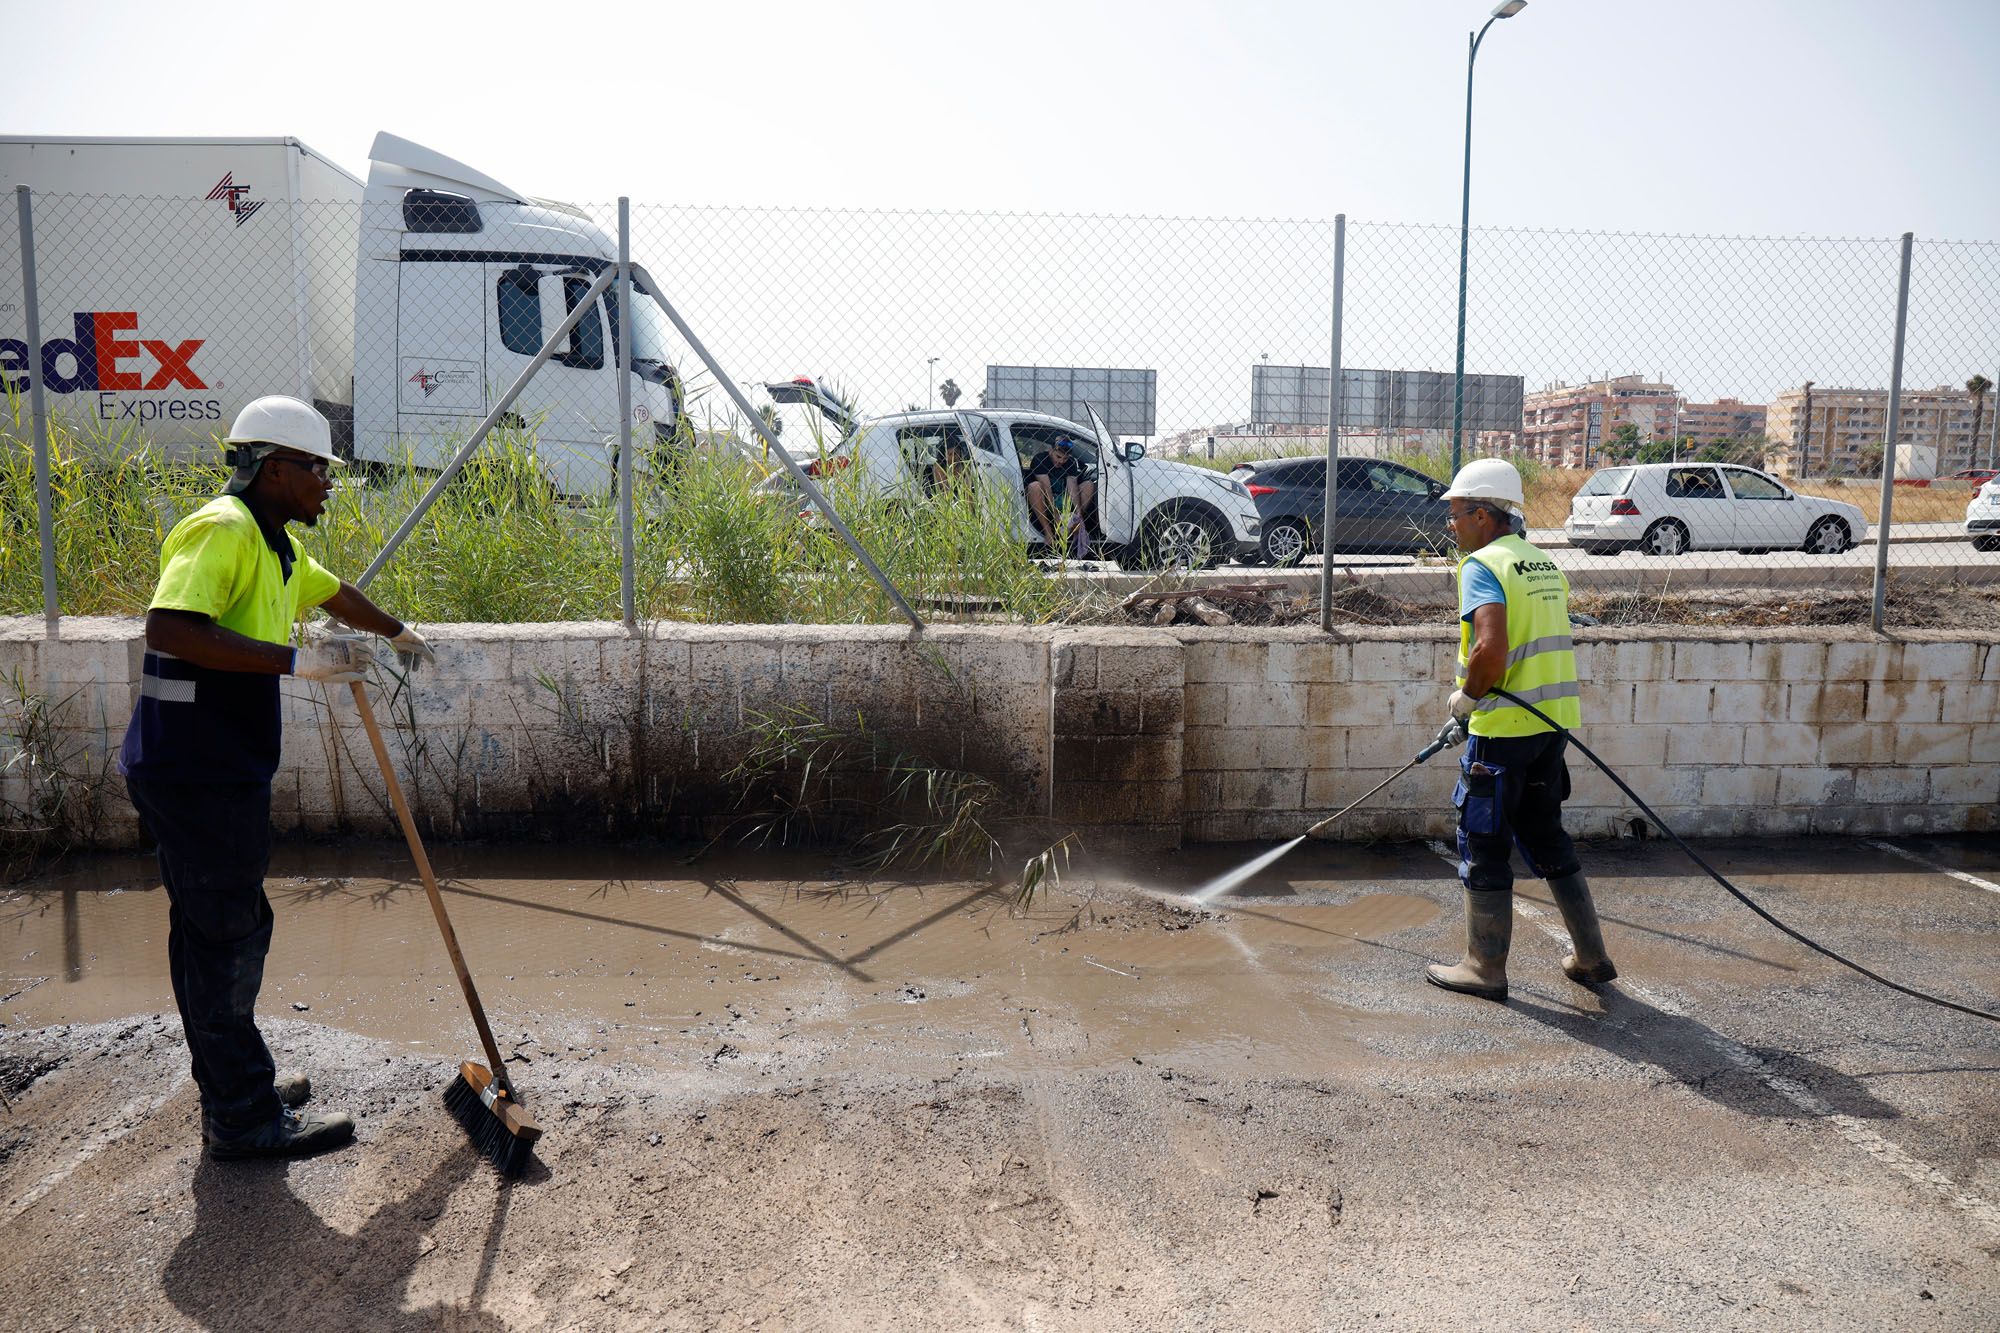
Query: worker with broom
118,395,434,1160
1425,458,1616,1002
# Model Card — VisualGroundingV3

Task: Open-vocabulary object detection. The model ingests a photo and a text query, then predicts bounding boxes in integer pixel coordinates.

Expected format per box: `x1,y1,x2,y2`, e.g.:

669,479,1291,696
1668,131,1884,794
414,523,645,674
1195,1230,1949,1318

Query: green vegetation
0,669,113,879
722,704,1075,906
2,406,1073,625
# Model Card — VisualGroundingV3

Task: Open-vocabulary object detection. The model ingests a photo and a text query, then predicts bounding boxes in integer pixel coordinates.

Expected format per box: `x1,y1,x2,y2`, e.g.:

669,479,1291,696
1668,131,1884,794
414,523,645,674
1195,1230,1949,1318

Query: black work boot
202,1074,312,1144
274,1071,312,1108
206,1107,356,1161
1548,872,1617,985
1425,889,1513,1001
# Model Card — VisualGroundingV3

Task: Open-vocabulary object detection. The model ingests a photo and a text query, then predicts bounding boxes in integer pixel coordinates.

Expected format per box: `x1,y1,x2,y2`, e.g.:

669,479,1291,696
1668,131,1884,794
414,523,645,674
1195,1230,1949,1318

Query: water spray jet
1187,719,1463,904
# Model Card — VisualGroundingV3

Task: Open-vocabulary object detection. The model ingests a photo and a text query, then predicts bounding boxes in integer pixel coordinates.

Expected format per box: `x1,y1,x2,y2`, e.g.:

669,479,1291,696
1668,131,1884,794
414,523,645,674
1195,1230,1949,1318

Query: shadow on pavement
1508,987,1903,1121
164,1144,508,1332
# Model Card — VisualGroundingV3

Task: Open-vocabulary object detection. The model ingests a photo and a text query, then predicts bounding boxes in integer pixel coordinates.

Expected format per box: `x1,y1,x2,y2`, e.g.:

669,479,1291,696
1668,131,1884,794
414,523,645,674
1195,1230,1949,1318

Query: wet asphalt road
0,833,1995,1329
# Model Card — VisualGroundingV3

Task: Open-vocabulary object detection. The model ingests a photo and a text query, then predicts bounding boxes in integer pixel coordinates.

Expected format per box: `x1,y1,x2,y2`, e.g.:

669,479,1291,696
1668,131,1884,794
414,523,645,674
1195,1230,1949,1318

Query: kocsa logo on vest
0,312,224,424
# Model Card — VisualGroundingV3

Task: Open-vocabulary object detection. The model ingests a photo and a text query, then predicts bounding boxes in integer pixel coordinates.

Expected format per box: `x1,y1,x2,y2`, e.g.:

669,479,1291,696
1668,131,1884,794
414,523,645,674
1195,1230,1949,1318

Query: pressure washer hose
1488,686,1999,1025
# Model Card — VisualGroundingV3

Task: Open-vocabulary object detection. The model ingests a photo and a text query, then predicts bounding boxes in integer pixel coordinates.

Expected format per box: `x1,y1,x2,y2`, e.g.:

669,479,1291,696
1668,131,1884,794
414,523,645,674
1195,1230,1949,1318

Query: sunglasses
270,454,331,480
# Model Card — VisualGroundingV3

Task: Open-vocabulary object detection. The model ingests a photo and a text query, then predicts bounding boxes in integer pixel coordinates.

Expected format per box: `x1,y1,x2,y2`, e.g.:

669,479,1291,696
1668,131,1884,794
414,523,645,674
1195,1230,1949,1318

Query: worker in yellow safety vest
118,396,434,1160
1425,458,1616,1002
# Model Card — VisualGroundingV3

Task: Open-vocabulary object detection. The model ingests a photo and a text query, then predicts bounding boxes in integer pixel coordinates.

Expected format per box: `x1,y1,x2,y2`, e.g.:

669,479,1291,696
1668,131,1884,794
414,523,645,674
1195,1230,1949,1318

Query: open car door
1084,403,1136,545
953,410,1033,540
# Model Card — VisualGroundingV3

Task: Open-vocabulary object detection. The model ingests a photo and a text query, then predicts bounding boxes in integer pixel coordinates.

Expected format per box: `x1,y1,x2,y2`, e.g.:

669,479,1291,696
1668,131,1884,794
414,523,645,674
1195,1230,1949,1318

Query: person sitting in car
1026,437,1096,557
930,438,972,497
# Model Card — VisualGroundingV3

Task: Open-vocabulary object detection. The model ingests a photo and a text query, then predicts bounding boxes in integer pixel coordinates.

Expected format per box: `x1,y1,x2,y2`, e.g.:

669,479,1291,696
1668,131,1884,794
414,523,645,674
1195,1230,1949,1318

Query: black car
1229,456,1452,563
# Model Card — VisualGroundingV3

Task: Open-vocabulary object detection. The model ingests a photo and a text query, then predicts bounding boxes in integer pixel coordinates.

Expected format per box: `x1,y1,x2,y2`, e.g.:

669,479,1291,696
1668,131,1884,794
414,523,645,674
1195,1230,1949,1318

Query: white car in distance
754,394,1261,570
1966,478,2000,552
1566,463,1869,557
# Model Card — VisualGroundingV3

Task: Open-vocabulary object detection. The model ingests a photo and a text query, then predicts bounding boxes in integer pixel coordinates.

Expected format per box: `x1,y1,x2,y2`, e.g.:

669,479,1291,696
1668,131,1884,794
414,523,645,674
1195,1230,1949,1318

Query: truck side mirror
1123,441,1147,462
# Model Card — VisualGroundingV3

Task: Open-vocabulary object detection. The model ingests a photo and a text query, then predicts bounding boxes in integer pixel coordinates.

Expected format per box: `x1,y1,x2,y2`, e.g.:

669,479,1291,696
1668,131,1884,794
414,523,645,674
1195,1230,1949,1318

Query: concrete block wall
1178,626,2000,842
3,617,1994,851
1,620,1057,847
1051,629,1184,845
0,617,145,846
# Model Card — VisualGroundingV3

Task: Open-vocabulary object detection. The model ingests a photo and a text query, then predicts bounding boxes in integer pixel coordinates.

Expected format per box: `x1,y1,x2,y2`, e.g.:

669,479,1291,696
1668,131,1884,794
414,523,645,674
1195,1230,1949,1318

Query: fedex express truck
0,134,682,496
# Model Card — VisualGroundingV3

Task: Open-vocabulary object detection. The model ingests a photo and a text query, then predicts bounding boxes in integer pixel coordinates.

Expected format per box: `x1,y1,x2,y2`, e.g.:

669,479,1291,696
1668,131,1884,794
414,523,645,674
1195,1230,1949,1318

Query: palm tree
1968,374,1992,469
938,377,961,408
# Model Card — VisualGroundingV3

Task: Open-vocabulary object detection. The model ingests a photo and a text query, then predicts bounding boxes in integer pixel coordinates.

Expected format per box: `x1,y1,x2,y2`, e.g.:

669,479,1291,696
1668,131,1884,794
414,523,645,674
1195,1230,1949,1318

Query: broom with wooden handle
347,678,541,1176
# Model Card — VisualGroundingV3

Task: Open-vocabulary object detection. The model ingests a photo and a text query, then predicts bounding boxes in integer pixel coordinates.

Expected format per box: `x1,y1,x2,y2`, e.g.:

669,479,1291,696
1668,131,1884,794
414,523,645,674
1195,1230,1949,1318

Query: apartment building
1520,375,1678,468
1766,384,1996,478
1677,398,1767,447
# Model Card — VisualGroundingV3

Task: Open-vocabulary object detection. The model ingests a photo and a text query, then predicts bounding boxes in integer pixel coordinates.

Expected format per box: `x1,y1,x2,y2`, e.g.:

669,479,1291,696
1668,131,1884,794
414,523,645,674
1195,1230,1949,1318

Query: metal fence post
1870,231,1914,634
1989,358,1999,471
1318,214,1346,634
616,197,636,635
15,185,59,638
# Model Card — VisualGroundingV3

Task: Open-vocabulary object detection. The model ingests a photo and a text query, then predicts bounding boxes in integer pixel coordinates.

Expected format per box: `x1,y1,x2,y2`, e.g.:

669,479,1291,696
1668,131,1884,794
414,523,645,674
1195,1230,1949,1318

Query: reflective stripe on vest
1456,534,1582,736
140,674,197,703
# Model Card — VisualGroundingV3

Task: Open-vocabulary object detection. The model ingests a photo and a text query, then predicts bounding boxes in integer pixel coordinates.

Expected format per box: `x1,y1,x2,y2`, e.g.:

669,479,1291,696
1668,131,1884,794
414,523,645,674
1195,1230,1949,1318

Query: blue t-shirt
1459,560,1506,621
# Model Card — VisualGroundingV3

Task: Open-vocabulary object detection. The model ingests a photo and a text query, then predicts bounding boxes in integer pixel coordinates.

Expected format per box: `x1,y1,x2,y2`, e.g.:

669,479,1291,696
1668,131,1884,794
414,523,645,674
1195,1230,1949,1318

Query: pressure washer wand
1305,718,1462,839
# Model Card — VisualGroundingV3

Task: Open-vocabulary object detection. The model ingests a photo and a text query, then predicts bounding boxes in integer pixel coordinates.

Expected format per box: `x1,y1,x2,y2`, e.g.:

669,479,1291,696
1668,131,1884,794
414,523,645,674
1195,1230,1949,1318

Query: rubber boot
206,1107,355,1161
1548,872,1618,985
1424,889,1512,1001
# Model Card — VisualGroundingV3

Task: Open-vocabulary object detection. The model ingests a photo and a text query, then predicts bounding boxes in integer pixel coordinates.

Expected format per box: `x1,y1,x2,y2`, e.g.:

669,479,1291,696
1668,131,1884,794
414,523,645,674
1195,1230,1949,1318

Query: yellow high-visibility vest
1456,534,1581,736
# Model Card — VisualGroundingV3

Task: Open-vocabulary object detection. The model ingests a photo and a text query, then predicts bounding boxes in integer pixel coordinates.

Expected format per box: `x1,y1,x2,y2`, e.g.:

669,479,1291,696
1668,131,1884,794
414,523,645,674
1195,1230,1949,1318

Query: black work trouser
1453,730,1581,895
125,774,281,1135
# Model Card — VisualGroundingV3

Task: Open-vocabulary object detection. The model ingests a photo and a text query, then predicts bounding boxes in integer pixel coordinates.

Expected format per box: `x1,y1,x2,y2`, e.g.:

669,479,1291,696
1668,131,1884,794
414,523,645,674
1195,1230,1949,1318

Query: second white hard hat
1441,457,1525,512
225,395,340,465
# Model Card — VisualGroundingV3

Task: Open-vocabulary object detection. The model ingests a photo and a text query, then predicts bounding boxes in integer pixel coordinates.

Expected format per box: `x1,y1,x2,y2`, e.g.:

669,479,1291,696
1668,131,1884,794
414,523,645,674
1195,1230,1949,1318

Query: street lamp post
1450,0,1528,477
927,356,939,409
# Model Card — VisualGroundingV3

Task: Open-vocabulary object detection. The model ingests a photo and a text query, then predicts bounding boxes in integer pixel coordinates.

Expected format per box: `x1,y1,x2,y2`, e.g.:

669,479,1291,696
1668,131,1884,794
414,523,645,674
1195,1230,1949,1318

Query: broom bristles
444,1064,539,1178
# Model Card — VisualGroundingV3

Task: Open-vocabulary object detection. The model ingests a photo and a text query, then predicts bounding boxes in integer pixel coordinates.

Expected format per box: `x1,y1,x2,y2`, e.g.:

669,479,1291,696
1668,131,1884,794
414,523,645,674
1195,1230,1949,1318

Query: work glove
389,623,436,670
1447,689,1478,721
292,638,369,684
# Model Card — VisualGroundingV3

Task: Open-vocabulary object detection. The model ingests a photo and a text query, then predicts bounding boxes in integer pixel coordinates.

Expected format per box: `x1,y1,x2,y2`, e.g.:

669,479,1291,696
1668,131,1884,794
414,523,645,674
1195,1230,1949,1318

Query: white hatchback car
1966,478,2000,552
755,397,1261,569
1565,463,1869,557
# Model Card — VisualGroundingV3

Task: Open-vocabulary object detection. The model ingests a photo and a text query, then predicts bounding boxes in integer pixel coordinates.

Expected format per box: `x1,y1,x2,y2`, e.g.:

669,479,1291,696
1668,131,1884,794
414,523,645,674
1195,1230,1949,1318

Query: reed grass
2,404,1075,625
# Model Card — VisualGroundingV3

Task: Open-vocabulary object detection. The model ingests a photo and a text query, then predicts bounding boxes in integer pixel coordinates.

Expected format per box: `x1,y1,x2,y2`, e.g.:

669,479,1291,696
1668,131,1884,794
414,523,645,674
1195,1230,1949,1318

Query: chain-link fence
4,144,1997,631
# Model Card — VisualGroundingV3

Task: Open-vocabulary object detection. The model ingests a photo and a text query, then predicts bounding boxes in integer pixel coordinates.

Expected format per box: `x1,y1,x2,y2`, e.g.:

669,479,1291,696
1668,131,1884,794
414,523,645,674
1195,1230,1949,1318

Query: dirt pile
1107,577,1997,630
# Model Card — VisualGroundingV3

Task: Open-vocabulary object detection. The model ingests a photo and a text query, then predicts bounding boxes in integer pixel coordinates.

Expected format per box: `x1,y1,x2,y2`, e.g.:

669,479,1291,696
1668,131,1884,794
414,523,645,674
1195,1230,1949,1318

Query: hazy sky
10,0,1997,438
11,0,1998,236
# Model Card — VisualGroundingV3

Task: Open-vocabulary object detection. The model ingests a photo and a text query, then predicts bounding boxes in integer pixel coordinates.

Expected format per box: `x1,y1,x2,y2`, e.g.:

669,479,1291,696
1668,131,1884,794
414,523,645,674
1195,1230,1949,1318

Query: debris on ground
1107,575,1998,630
1119,582,1295,627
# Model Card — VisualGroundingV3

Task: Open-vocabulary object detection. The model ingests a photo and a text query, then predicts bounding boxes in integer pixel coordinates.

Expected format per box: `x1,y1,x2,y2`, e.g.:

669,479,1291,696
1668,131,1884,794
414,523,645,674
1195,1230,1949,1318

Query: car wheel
1640,519,1690,557
1125,506,1225,571
1803,517,1850,555
1974,536,2000,553
1259,517,1313,566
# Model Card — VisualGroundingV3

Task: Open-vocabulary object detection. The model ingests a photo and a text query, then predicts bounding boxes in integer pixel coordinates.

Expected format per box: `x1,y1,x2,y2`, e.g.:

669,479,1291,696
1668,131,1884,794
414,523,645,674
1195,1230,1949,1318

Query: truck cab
352,134,681,497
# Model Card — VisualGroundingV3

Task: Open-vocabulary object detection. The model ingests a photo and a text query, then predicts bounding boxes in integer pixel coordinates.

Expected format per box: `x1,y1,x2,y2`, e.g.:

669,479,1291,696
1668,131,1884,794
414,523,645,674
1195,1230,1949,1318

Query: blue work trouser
1454,730,1581,895
125,775,281,1136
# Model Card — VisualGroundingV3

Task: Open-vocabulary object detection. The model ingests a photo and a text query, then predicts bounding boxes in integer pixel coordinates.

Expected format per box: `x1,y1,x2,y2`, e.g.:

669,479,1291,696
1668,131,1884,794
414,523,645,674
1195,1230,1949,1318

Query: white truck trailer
1,134,680,496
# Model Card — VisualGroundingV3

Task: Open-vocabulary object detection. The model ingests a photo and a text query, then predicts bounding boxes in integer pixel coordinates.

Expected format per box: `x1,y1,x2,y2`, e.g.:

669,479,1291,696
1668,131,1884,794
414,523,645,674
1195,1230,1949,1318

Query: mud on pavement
0,838,1996,1330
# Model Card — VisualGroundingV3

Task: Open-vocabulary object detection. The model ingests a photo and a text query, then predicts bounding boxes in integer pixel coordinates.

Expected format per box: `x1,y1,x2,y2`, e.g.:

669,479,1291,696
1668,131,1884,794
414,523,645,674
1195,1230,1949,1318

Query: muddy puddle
0,840,1446,1081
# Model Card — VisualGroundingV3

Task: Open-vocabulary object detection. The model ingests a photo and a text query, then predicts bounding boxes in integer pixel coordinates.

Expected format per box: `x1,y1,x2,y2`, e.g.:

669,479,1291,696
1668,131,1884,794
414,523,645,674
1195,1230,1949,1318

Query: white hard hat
1441,457,1525,513
225,395,340,464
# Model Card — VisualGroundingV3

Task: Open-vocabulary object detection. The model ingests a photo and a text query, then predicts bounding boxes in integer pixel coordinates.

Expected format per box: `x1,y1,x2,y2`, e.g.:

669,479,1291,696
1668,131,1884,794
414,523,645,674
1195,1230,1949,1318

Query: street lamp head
1491,1,1526,17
